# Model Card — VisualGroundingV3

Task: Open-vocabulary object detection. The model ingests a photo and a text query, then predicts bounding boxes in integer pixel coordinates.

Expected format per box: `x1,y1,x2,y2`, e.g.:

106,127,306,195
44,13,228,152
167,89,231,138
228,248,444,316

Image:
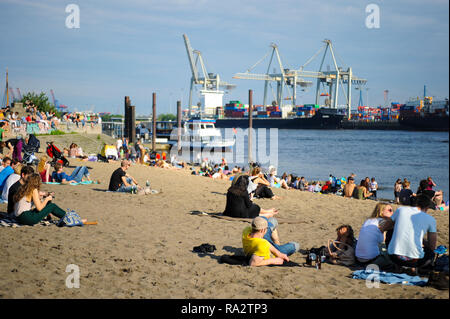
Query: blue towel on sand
352,269,428,286
44,181,95,186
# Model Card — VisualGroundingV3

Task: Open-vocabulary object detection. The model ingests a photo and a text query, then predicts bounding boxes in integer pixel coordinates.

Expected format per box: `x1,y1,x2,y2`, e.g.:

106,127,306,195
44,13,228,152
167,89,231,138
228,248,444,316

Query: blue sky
0,0,448,115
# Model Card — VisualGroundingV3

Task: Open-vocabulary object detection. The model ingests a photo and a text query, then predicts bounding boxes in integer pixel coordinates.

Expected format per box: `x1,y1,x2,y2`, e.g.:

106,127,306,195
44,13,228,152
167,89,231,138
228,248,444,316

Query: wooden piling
248,89,253,164
177,100,182,153
152,93,156,152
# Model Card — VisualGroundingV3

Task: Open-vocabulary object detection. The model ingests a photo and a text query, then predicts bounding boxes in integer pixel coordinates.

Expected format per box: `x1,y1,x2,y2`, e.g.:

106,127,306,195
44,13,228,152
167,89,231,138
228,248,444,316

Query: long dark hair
228,175,249,196
417,179,428,194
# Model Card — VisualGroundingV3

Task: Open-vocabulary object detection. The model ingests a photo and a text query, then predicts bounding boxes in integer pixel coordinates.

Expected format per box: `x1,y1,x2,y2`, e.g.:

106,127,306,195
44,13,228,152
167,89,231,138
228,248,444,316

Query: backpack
58,210,84,227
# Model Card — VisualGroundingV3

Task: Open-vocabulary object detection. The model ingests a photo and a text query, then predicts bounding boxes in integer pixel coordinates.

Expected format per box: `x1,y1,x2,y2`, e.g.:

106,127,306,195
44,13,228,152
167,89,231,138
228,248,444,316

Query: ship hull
399,114,449,131
214,109,344,129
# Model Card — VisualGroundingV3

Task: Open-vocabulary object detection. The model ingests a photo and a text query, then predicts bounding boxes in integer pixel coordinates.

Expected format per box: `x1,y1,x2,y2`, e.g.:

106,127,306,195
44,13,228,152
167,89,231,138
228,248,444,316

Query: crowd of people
218,162,446,276
0,101,102,138
0,126,447,282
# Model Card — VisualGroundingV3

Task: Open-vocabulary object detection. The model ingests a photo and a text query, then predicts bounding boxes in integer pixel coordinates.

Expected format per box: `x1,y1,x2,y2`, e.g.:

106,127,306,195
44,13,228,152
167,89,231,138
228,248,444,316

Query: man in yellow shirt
242,216,290,266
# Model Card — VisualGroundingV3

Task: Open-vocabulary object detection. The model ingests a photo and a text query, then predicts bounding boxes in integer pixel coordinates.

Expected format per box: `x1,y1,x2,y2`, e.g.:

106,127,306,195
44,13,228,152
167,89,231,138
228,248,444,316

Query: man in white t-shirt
388,194,437,268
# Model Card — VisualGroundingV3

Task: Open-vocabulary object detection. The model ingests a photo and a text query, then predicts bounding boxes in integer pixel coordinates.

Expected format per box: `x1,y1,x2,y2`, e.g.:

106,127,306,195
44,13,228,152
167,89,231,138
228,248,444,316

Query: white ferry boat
169,119,235,151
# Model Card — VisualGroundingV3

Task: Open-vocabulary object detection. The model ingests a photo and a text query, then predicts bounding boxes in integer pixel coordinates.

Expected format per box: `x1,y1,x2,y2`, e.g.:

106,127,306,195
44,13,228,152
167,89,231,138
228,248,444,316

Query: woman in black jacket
223,175,279,218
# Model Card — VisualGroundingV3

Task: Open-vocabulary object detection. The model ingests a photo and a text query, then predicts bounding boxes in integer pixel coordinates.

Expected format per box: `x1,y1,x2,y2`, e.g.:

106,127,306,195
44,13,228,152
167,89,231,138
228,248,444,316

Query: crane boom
16,88,22,100
183,34,199,83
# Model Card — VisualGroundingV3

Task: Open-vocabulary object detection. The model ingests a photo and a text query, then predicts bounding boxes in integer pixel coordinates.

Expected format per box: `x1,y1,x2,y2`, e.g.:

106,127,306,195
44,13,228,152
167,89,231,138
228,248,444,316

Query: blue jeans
69,166,90,183
261,216,299,256
117,178,136,193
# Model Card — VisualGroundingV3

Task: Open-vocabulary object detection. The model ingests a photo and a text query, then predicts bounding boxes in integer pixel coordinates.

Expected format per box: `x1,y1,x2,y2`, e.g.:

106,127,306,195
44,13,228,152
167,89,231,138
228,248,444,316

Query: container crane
50,89,68,112
16,88,22,100
9,88,16,102
183,34,235,116
233,39,367,119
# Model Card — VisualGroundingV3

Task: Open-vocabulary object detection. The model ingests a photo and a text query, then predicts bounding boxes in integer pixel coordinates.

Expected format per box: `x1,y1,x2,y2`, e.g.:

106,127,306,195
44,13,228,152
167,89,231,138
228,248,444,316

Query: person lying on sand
242,216,290,266
51,162,91,184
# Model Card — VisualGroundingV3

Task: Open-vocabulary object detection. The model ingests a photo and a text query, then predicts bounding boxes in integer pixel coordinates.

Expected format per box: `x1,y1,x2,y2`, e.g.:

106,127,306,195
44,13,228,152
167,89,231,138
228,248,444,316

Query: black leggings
254,185,274,199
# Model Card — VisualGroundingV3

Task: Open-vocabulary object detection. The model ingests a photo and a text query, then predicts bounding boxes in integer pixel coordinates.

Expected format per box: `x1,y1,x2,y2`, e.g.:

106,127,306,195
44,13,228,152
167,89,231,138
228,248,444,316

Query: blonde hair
250,167,261,176
37,156,48,173
370,202,390,219
13,163,23,175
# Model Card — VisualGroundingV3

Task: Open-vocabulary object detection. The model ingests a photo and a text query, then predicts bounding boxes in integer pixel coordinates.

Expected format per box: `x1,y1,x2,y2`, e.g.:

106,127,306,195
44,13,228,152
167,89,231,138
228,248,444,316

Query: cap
252,216,268,230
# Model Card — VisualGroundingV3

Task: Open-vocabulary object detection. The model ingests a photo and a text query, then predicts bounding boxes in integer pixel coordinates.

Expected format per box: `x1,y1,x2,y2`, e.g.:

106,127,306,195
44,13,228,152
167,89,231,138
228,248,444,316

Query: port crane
16,88,22,100
50,89,68,112
9,88,16,102
233,39,367,119
183,34,235,116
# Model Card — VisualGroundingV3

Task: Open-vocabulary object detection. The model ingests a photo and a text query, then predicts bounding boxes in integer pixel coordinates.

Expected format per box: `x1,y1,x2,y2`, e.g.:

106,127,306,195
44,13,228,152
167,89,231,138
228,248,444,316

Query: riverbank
0,134,448,299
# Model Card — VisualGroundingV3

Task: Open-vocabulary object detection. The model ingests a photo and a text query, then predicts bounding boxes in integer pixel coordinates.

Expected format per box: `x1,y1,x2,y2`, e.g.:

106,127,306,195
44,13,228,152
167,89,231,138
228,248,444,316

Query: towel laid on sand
44,181,97,186
352,269,428,286
0,213,57,227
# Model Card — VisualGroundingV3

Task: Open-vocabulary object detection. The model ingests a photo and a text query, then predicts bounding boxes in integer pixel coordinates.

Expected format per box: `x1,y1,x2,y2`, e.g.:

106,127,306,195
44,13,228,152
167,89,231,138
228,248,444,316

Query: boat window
206,124,214,129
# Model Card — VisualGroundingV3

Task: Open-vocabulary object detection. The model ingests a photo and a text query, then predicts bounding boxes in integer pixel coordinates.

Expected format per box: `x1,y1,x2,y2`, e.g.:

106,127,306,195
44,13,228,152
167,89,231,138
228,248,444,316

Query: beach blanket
0,213,57,228
352,269,428,286
189,211,308,224
44,181,97,186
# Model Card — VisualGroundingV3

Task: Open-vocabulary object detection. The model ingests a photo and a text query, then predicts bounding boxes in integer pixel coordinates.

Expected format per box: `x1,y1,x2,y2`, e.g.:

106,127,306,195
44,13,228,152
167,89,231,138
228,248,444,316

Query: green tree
20,92,57,114
157,113,176,121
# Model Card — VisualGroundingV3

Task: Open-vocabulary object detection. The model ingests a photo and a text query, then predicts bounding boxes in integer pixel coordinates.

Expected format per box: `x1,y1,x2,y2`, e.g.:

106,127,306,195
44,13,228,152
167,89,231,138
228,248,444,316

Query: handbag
327,239,356,266
58,210,84,227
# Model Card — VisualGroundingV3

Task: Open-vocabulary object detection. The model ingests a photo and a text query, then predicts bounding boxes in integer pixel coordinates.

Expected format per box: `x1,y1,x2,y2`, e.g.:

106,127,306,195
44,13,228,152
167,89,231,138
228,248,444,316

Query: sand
0,134,448,299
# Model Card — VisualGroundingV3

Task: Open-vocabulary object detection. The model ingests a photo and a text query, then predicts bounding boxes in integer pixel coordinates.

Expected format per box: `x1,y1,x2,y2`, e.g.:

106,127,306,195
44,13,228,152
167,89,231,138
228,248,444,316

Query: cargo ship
398,97,449,131
211,101,345,129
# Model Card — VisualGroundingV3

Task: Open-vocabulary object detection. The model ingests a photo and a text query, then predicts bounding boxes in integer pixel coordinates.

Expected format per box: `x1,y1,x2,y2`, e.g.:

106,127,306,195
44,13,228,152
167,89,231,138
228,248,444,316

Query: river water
196,129,449,201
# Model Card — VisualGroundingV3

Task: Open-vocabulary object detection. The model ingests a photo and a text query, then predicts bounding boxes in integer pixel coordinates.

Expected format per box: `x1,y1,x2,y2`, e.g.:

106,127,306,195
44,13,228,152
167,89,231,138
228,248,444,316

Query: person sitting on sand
399,180,416,206
298,176,308,191
37,155,51,183
267,166,290,190
212,167,228,180
7,165,35,216
242,216,290,267
249,167,280,200
343,176,357,198
387,194,437,270
327,224,356,265
416,179,443,209
394,179,402,204
13,173,71,226
314,181,321,193
354,180,373,200
51,162,91,184
223,175,279,219
1,162,22,201
259,215,300,256
355,203,395,269
0,158,20,193
108,159,144,193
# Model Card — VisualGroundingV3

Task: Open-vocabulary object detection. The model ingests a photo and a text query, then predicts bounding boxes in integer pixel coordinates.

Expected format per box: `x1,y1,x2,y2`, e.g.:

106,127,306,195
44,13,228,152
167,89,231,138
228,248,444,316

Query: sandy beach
0,134,448,299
